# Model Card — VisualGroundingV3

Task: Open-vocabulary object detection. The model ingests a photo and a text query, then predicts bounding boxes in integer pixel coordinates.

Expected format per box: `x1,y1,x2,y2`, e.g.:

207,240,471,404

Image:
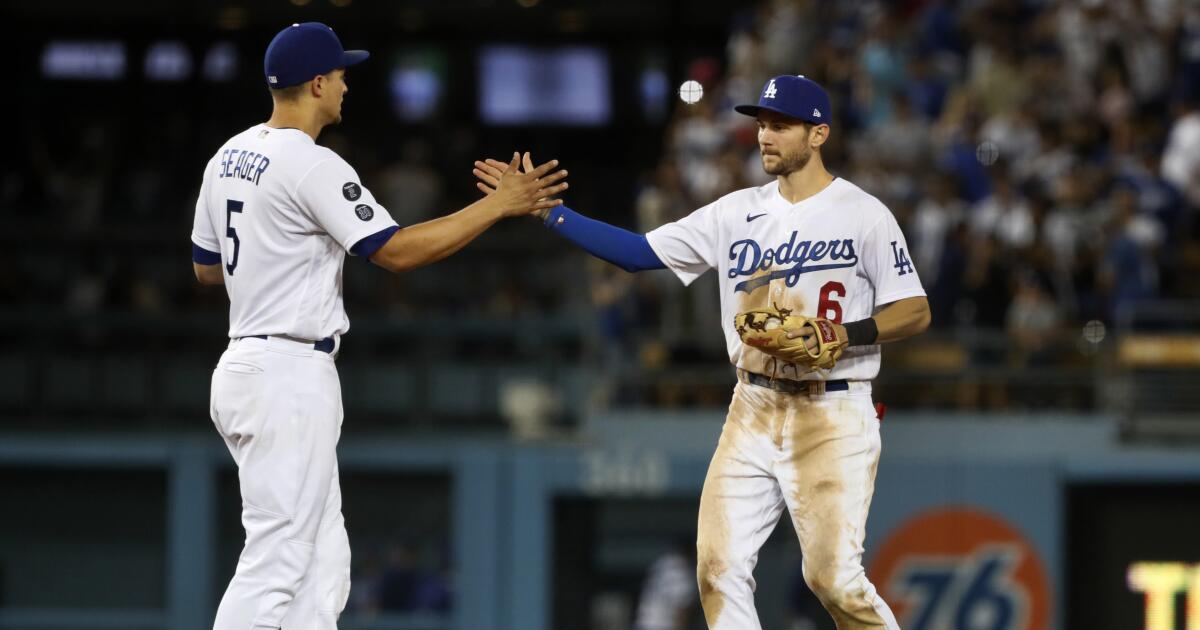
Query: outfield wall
1,413,1197,630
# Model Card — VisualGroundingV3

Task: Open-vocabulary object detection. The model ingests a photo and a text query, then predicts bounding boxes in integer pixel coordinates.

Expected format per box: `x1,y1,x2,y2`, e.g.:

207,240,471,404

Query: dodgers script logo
728,231,858,293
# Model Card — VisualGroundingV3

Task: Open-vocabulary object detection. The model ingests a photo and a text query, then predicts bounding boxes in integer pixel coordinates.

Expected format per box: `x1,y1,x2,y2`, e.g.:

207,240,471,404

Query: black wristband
843,318,878,346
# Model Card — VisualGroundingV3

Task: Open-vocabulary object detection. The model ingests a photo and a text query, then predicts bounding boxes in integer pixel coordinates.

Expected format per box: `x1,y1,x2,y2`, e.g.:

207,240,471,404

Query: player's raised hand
478,152,567,219
473,152,537,192
474,152,560,220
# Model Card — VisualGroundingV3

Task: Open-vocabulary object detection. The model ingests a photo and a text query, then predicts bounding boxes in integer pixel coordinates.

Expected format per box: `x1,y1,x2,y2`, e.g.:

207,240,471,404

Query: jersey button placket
769,277,790,312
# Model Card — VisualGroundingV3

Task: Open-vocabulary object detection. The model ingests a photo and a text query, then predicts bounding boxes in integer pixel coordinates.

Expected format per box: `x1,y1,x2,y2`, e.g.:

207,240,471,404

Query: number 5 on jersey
226,199,244,275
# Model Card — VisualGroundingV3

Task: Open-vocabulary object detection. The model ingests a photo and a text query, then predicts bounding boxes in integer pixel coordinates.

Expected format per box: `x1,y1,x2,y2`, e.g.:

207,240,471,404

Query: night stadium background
3,1,1200,629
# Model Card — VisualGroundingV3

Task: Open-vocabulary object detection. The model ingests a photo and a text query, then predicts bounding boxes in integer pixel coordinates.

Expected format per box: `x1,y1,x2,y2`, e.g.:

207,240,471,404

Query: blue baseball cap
264,22,369,89
735,75,831,125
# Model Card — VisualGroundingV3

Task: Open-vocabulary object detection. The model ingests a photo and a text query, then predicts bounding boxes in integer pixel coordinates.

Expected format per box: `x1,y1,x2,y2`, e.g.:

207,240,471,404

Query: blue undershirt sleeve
543,205,666,272
351,225,401,258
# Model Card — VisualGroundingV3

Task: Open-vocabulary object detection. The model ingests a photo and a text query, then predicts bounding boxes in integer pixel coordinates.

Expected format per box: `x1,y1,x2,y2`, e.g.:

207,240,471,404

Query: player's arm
873,296,931,342
367,154,567,273
472,155,666,273
786,296,930,352
789,208,930,351
193,262,224,285
845,296,930,345
841,208,931,346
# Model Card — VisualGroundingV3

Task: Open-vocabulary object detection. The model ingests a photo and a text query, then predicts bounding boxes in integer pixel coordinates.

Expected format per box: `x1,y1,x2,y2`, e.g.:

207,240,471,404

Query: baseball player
190,23,567,630
474,75,929,629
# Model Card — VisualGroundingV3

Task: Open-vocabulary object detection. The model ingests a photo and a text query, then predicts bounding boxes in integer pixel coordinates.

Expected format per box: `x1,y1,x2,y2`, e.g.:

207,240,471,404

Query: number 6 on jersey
818,281,845,323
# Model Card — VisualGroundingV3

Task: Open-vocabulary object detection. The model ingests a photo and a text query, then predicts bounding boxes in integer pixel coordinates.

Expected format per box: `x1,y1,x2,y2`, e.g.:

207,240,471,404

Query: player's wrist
843,318,878,346
541,204,566,227
477,194,513,222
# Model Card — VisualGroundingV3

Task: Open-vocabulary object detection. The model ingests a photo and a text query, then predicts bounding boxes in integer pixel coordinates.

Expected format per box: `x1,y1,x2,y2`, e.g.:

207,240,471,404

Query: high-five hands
474,153,559,221
481,152,567,219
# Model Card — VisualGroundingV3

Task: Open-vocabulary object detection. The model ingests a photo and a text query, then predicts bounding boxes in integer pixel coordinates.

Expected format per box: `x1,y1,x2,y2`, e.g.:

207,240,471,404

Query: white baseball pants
209,336,350,630
696,380,899,630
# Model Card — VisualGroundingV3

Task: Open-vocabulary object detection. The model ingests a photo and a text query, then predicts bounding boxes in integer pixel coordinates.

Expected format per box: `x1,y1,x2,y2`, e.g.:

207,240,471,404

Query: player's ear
810,124,830,149
310,75,324,98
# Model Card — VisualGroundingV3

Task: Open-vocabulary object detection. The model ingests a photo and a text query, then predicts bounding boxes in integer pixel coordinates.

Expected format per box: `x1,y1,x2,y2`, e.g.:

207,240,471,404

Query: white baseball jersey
191,124,399,340
646,177,924,381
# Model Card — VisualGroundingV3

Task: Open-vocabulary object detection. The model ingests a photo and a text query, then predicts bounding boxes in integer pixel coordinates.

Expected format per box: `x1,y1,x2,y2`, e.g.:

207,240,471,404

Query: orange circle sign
868,508,1052,630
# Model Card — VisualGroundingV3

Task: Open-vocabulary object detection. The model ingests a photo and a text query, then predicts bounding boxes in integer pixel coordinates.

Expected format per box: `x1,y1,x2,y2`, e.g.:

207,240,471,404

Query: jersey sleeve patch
295,156,399,252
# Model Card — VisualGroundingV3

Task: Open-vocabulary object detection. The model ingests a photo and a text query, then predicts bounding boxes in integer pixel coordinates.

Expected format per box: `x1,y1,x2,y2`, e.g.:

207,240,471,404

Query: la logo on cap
764,78,777,99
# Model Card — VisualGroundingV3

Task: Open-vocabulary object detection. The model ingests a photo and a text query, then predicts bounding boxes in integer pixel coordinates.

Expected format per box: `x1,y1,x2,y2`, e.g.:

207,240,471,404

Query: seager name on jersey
218,148,271,186
728,231,858,294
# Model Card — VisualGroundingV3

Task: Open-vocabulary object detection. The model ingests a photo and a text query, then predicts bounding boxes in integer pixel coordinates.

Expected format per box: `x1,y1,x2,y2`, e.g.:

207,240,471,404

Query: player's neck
776,158,834,205
266,104,325,142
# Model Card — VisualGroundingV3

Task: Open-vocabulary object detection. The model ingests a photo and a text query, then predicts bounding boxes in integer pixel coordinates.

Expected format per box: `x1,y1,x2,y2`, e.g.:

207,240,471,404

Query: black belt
245,335,335,354
738,370,849,395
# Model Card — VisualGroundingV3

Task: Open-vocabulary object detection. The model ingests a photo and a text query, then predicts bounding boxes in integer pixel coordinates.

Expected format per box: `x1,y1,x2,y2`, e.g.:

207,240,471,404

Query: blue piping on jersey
352,226,401,258
192,243,221,265
544,206,665,273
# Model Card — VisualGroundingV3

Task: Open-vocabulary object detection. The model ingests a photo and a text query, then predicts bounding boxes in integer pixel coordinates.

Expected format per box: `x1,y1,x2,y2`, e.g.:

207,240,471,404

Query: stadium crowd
5,0,1200,414
639,0,1200,340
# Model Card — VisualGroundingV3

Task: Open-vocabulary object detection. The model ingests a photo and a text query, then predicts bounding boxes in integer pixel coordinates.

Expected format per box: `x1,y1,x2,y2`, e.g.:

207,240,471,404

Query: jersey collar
767,176,842,210
260,123,315,144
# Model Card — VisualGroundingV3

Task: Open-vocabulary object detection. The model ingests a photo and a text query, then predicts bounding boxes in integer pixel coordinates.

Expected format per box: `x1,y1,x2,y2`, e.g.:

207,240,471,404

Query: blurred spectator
374,139,444,227
1097,185,1164,323
636,160,692,233
760,0,817,77
671,100,728,203
961,234,1011,329
978,106,1040,170
1015,119,1075,193
971,162,1034,251
633,538,696,630
904,53,949,120
857,13,908,129
1056,0,1120,104
966,40,1028,119
1006,270,1062,358
1161,93,1200,210
911,173,965,286
864,94,931,168
1116,143,1183,233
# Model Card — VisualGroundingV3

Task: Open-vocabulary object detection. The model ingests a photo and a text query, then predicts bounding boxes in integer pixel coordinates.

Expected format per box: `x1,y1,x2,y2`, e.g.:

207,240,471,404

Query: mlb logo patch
268,75,278,84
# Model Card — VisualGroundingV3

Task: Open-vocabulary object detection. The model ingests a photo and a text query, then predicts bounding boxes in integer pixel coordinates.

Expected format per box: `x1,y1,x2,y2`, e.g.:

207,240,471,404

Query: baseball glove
733,306,848,371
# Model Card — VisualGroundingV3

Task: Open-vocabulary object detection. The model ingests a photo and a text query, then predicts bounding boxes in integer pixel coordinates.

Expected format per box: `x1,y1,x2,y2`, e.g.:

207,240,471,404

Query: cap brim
341,50,370,67
734,104,765,117
734,103,822,124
